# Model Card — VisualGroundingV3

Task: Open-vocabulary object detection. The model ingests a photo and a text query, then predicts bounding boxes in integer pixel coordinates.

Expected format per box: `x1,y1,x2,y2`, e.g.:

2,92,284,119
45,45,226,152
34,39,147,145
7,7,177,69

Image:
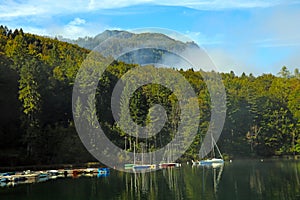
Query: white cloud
69,18,86,26
0,0,46,18
0,0,298,20
185,31,224,45
19,18,104,39
49,18,102,39
20,26,49,36
87,0,298,10
259,6,300,47
88,0,153,10
273,47,300,73
158,0,286,10
205,47,264,76
59,25,89,39
205,48,244,74
253,38,300,48
0,0,89,19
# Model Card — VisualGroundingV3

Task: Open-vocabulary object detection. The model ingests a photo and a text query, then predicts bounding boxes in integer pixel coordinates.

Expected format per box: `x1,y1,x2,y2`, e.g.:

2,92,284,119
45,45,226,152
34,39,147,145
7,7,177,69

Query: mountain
63,30,199,66
64,30,196,50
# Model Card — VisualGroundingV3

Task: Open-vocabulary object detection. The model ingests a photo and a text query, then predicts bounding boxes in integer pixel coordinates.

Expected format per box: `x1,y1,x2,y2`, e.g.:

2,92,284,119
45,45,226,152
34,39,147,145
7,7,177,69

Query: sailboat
131,142,156,171
124,139,157,171
198,134,224,166
159,143,181,168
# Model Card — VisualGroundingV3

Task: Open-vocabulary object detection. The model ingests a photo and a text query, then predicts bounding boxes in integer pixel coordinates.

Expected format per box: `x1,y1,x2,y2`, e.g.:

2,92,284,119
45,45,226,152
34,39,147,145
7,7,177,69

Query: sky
1,0,300,75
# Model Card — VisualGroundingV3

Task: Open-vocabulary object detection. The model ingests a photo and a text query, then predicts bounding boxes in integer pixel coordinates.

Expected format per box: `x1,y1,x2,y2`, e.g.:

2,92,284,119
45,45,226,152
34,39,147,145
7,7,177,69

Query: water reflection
218,160,300,200
121,165,225,200
0,160,299,200
190,163,224,199
120,161,300,200
121,167,183,199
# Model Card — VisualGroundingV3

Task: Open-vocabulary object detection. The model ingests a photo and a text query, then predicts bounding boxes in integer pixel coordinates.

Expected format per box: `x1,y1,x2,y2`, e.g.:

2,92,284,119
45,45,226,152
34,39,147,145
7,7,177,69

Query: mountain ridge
60,29,198,52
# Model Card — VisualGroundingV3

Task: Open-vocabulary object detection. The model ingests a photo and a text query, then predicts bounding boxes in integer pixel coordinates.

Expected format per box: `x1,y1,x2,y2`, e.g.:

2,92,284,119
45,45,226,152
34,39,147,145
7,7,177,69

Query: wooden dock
0,167,104,187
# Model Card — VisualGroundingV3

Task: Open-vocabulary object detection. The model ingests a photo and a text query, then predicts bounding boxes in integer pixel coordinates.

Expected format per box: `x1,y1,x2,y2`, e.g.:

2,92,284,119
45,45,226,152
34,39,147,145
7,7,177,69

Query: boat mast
211,134,215,158
212,136,223,159
141,142,144,165
134,141,136,165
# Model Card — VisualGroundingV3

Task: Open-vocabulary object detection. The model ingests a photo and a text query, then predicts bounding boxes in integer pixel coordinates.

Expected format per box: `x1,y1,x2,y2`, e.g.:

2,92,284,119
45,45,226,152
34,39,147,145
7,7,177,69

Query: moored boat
97,168,110,177
124,163,135,170
198,134,224,167
199,158,224,166
0,177,10,183
133,165,152,170
98,168,110,174
159,163,181,168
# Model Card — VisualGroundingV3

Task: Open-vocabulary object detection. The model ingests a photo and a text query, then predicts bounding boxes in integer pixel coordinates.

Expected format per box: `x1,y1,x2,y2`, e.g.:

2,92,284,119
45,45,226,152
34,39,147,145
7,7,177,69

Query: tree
278,66,291,78
294,68,299,79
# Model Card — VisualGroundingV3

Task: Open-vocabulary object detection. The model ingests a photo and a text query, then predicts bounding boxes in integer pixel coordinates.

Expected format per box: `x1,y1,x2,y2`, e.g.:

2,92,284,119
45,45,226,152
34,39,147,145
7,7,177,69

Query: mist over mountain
65,30,198,50
61,30,199,67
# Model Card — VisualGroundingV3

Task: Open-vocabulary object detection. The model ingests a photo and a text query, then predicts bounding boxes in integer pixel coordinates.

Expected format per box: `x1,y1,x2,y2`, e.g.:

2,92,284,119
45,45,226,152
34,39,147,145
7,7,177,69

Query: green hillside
0,25,299,167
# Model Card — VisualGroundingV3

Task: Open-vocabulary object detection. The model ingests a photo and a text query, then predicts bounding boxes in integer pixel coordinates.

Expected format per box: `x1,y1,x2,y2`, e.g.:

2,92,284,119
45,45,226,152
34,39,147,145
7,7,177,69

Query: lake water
1,160,300,200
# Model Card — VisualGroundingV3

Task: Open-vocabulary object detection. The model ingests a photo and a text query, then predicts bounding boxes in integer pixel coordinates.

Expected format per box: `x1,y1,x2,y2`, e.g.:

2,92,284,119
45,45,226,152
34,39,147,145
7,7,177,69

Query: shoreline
0,162,102,173
1,156,300,172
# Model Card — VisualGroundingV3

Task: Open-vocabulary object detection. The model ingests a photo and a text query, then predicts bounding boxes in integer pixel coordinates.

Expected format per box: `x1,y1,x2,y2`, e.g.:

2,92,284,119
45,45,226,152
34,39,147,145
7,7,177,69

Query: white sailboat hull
199,158,224,166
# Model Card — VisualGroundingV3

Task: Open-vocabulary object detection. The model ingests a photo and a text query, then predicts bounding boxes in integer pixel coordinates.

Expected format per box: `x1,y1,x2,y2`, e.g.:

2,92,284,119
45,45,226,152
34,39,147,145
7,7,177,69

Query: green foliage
0,26,90,165
0,26,299,166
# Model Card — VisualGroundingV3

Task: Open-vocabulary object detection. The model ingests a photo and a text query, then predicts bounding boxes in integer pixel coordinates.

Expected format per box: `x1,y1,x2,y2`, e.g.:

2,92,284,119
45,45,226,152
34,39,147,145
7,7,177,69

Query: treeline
0,25,92,165
220,68,299,158
0,25,299,166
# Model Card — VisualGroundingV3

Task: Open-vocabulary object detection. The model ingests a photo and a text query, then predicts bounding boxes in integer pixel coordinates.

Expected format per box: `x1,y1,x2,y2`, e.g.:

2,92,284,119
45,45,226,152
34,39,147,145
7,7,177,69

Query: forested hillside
0,25,92,165
0,25,299,166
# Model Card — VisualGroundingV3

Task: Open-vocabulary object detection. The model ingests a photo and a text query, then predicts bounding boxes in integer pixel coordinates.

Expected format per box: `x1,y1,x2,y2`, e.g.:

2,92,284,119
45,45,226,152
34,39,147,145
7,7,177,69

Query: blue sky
1,0,300,75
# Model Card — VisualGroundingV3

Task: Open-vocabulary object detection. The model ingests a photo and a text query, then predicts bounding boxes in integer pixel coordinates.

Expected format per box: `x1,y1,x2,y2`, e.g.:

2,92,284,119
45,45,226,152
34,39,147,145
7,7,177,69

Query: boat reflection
0,167,110,188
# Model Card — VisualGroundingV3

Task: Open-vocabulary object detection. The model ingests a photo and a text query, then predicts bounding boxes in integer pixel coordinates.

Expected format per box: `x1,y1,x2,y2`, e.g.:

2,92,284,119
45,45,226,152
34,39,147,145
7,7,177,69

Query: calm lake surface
1,160,300,200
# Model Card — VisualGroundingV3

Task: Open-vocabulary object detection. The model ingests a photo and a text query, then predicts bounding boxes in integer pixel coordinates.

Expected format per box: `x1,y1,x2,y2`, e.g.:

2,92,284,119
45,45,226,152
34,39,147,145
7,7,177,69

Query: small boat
72,169,82,177
124,163,135,170
198,134,224,167
133,165,152,170
0,178,10,183
98,168,110,174
1,172,15,176
38,173,48,179
191,160,198,165
84,168,98,174
97,168,110,177
48,170,59,177
37,173,49,183
12,176,27,182
199,158,224,165
150,164,158,169
212,162,224,169
159,163,180,168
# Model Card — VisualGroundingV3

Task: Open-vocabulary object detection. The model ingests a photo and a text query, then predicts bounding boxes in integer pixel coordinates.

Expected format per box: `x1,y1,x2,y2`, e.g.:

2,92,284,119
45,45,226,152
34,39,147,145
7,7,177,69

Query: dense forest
0,25,299,166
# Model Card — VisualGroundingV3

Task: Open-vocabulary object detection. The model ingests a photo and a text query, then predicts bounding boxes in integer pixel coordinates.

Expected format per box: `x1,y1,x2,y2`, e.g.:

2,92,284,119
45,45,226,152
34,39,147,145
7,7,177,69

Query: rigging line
212,136,223,159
